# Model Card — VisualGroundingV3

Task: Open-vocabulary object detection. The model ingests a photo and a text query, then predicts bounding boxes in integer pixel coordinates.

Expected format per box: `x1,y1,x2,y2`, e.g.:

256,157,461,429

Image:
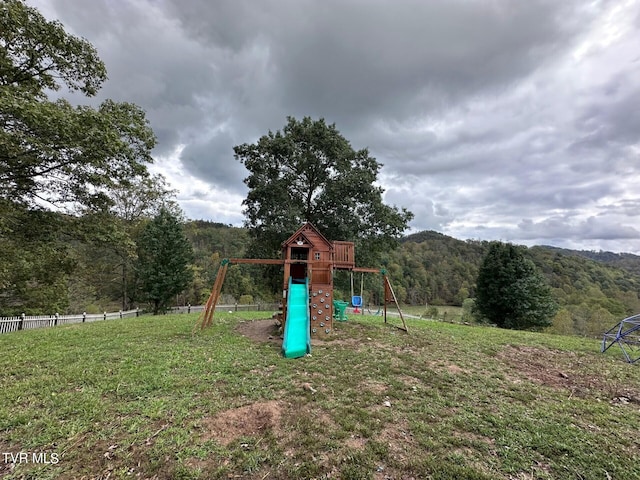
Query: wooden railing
332,241,355,269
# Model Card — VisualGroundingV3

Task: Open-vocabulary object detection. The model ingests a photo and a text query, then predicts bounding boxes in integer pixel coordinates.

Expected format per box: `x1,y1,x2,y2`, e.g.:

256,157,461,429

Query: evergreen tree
475,242,557,329
136,208,194,314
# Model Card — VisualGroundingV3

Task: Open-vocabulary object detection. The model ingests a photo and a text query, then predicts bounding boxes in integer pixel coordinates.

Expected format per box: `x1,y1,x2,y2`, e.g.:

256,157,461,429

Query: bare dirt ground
498,345,640,403
235,319,282,345
199,401,284,446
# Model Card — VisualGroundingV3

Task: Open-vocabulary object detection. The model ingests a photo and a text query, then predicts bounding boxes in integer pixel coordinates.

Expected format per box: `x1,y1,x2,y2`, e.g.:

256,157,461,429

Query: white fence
0,309,140,335
0,304,281,335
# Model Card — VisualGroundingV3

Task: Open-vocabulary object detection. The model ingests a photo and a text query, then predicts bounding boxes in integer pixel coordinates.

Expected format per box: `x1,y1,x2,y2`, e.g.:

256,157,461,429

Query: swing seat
351,295,362,313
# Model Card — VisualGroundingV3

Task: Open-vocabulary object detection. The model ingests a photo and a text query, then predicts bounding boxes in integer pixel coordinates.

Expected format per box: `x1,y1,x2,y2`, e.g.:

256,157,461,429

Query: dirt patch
446,364,467,375
378,420,416,462
312,336,361,347
498,345,640,402
344,434,367,450
235,319,282,344
361,379,389,394
235,319,369,351
199,400,283,446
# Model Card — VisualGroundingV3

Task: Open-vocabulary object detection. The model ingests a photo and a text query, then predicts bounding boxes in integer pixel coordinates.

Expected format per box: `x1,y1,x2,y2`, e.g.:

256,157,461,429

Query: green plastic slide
282,277,311,359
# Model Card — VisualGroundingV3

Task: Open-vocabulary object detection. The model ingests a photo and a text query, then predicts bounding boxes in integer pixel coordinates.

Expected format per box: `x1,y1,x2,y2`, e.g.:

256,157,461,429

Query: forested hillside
542,246,640,277
5,211,640,338
381,230,640,336
180,223,640,337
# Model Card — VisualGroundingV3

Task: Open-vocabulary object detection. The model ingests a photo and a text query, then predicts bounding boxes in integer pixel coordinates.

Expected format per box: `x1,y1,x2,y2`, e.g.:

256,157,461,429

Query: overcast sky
27,0,640,253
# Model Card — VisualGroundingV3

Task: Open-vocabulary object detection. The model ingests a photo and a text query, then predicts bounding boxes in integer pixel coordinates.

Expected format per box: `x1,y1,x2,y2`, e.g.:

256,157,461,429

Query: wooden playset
195,223,406,357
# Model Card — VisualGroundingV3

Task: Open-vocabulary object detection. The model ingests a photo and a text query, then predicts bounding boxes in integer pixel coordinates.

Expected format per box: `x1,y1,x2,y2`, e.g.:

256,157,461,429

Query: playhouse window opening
291,248,308,261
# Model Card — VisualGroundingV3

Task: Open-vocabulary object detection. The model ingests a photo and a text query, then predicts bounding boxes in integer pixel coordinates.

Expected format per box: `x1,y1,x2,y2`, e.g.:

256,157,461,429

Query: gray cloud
26,0,640,253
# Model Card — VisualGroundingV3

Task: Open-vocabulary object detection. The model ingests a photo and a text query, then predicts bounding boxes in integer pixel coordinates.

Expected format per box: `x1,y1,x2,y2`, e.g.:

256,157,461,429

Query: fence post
119,310,122,319
83,312,86,323
54,312,59,326
19,313,25,331
235,302,238,312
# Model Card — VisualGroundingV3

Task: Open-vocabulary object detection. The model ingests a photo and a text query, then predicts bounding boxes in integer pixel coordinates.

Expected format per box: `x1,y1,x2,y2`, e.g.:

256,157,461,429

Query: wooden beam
229,258,285,265
351,267,383,274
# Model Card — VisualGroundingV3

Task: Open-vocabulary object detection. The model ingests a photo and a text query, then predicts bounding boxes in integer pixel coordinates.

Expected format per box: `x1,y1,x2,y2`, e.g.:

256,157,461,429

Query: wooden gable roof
282,222,333,250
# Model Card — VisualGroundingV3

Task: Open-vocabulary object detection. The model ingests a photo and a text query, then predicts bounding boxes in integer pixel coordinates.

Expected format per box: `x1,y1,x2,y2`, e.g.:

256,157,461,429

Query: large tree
475,242,557,330
0,0,156,210
135,208,194,315
234,116,413,264
0,0,157,313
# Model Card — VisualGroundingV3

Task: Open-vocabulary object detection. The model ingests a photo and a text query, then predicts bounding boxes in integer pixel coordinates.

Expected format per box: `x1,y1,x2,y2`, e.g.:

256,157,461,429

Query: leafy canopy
234,116,413,264
0,0,156,210
475,242,558,330
0,0,158,314
0,0,106,96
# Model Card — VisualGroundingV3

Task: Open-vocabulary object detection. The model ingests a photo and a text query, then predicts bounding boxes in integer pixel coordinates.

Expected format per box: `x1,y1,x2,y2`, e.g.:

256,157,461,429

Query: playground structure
195,223,407,358
601,313,640,363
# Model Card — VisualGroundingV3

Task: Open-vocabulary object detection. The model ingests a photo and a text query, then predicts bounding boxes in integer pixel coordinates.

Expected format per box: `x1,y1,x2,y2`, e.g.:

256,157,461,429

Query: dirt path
235,319,282,344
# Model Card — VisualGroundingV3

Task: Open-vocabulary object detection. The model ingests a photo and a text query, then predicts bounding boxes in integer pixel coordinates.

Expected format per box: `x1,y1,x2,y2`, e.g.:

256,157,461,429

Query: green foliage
238,294,253,305
0,201,74,314
1,0,156,209
77,174,178,310
461,298,476,323
0,0,158,314
381,230,640,336
1,94,156,209
475,242,558,330
424,305,439,319
135,209,194,314
181,221,269,302
0,0,106,96
234,116,413,265
384,231,489,306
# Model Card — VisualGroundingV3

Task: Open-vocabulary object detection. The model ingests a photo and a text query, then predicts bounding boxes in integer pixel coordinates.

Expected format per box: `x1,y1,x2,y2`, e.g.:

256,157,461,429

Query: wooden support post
195,260,229,331
195,257,285,332
383,274,408,333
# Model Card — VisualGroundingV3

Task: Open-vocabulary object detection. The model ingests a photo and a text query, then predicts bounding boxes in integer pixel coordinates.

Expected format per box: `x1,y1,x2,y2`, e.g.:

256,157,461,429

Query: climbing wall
310,286,333,337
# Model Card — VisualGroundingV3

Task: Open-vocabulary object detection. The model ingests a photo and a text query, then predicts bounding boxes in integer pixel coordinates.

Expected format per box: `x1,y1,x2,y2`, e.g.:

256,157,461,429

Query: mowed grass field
1,312,639,479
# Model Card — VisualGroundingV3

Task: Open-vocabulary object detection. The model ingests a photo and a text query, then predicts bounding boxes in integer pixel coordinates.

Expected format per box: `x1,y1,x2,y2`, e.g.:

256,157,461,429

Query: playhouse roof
282,222,333,250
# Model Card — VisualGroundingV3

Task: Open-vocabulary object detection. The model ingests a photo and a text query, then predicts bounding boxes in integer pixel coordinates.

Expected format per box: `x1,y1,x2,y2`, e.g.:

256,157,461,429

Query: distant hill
540,246,640,277
387,230,640,335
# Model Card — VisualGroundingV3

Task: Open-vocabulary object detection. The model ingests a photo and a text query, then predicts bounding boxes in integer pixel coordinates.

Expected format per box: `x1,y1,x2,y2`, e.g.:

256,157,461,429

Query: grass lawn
1,312,639,479
400,305,464,320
